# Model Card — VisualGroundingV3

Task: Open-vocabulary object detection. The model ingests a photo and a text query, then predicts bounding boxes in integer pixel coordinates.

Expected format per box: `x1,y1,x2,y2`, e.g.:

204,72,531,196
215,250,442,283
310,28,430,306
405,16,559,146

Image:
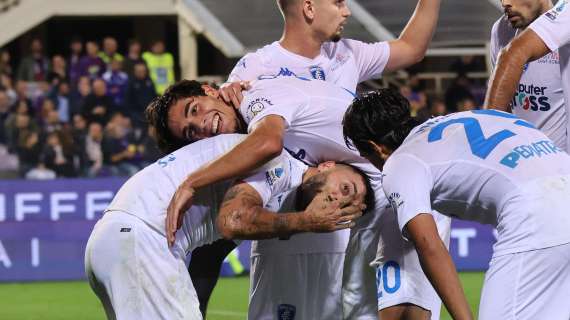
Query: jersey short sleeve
242,151,306,206
343,39,390,82
227,53,264,82
529,0,570,52
241,81,309,131
382,154,434,235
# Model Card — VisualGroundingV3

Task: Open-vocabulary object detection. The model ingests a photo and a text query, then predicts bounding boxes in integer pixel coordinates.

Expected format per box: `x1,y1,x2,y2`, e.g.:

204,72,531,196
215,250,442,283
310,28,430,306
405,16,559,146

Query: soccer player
489,0,566,150
148,75,449,320
218,0,444,318
342,89,570,320
486,0,570,151
84,133,368,319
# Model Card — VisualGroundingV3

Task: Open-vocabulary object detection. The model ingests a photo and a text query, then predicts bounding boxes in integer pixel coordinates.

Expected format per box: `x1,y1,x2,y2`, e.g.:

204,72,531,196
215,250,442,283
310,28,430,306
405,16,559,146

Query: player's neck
280,25,323,59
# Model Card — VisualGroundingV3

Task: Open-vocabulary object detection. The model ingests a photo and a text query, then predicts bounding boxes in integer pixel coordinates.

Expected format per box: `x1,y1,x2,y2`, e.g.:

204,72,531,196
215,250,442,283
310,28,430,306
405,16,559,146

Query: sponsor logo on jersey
536,51,560,65
237,57,246,69
245,97,273,121
309,65,326,80
157,153,176,168
512,83,551,112
545,0,567,20
277,304,296,320
265,166,284,187
388,192,404,210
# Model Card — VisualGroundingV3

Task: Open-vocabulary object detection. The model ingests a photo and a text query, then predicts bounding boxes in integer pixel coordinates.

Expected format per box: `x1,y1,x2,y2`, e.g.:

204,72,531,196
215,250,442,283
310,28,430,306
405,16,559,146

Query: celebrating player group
84,0,570,319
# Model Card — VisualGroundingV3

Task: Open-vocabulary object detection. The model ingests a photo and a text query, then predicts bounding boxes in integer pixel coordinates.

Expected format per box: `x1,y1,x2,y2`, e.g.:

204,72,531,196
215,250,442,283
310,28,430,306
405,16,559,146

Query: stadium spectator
456,96,477,112
78,41,106,80
102,58,128,107
99,37,124,71
17,38,49,82
47,55,68,86
0,88,11,144
101,113,139,176
25,162,57,180
123,39,145,78
430,98,448,116
40,131,75,177
143,40,174,94
0,49,13,77
69,76,91,116
449,55,485,74
5,113,38,156
445,74,475,112
14,80,33,109
81,78,114,123
16,130,41,176
125,62,156,127
68,37,83,85
1,72,17,105
47,81,72,123
84,121,104,177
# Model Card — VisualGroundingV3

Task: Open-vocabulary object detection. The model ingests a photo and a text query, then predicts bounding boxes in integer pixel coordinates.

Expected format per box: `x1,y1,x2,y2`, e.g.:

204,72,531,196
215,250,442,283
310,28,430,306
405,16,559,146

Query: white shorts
84,211,202,320
374,209,451,320
479,242,570,320
248,252,344,320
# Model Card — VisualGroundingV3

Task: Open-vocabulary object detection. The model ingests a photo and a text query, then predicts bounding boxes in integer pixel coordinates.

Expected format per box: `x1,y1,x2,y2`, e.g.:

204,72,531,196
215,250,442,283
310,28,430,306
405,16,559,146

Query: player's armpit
406,213,473,320
484,29,551,111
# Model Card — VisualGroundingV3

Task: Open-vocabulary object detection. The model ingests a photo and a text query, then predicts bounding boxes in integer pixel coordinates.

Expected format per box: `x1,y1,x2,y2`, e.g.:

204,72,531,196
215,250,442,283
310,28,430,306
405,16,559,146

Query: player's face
312,0,351,42
321,165,367,204
168,96,241,143
501,0,544,28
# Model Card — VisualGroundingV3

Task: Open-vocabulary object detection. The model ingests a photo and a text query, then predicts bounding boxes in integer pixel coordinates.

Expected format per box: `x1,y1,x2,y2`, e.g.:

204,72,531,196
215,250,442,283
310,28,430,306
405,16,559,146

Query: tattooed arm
216,182,364,240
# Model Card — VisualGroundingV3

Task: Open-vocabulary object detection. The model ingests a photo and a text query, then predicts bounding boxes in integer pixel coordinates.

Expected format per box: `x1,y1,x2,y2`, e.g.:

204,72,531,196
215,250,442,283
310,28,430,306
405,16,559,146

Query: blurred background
0,0,506,319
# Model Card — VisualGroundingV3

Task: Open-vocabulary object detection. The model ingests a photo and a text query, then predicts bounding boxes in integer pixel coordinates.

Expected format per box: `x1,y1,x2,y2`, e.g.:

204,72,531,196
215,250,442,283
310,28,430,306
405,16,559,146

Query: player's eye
190,105,198,116
340,183,351,196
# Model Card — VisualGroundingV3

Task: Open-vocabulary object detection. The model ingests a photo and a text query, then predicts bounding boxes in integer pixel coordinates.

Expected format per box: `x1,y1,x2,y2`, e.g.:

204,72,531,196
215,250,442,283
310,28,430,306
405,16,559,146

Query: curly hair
145,80,206,154
342,88,421,156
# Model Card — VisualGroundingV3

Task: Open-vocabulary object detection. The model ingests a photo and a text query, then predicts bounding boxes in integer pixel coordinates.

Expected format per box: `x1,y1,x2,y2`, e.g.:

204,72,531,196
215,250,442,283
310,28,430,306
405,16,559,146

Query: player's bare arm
166,115,286,245
406,213,473,320
485,28,551,111
385,0,441,72
217,182,364,240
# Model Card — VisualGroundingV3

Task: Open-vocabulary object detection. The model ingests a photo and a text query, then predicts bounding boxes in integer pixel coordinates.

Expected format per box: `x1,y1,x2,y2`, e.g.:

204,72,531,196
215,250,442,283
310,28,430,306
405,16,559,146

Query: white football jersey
240,77,384,254
228,39,390,91
382,110,570,257
529,0,570,151
490,17,567,150
105,134,307,253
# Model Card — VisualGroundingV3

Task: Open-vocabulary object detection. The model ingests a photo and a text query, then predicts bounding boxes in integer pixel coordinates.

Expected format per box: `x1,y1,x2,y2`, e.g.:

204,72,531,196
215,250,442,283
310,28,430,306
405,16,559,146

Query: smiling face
167,93,242,143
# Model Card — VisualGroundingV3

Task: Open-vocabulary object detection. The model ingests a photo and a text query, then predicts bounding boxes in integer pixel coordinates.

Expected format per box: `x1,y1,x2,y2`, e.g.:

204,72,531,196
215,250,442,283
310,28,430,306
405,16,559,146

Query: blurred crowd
0,36,173,179
0,35,485,180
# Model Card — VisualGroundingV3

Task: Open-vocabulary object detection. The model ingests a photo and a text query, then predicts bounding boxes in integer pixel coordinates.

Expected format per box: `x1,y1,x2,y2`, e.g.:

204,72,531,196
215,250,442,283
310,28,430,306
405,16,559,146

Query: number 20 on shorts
376,260,401,298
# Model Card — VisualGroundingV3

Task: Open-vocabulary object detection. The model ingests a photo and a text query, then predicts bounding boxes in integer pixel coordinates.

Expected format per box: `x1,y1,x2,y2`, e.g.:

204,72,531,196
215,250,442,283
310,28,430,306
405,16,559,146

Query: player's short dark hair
297,164,375,214
343,88,422,156
145,80,206,153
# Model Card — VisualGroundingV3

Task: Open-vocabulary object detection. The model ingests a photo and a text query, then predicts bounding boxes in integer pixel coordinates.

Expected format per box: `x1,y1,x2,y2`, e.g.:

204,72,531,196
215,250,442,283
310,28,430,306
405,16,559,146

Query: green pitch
0,273,484,319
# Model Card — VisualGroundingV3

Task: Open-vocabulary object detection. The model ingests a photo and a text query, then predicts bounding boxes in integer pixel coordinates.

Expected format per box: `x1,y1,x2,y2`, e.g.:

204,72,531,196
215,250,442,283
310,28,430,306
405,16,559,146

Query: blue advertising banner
0,178,497,282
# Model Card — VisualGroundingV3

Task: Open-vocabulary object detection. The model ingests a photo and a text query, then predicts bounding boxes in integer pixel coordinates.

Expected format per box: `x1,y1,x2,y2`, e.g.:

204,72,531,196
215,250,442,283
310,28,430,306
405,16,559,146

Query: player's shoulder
241,42,281,65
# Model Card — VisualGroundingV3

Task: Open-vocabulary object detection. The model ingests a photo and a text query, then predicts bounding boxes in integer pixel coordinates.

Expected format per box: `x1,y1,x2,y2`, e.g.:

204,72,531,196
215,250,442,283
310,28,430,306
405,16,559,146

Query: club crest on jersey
309,65,326,80
277,304,296,320
265,166,284,187
246,97,273,121
388,192,404,210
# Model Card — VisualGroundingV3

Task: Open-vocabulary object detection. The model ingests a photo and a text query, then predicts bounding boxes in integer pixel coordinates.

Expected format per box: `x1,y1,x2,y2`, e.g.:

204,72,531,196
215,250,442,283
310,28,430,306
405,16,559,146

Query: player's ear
202,85,220,98
317,161,336,172
302,0,316,20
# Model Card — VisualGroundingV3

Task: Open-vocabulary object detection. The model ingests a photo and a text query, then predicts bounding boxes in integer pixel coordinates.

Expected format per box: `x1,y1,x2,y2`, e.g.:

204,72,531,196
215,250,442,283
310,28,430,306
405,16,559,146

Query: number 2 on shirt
427,110,534,159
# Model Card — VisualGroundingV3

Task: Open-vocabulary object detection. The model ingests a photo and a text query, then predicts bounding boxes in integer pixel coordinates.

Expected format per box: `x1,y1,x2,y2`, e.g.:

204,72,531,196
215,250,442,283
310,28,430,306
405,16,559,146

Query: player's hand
302,193,366,233
219,81,250,109
166,184,196,246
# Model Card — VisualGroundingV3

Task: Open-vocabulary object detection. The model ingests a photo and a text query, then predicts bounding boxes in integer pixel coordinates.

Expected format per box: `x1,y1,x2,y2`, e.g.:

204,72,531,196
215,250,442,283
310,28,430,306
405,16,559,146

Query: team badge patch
277,304,296,320
309,65,326,80
245,97,273,121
